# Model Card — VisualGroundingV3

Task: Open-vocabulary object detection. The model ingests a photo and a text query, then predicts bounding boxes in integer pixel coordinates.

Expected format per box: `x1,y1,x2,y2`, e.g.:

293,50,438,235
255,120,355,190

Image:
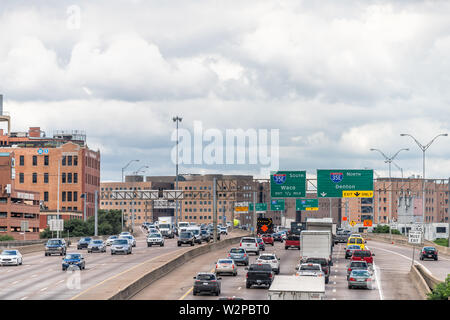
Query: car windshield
351,261,368,268
66,254,81,260
121,235,132,239
348,245,361,250
300,265,320,271
109,236,118,239
82,238,92,242
92,240,103,244
47,240,62,245
197,274,215,281
1,250,17,255
351,270,370,277
218,260,233,264
306,258,327,266
149,234,161,238
424,247,436,251
180,232,192,238
190,230,200,235
241,238,256,243
258,255,276,260
201,230,208,234
353,251,371,257
113,240,128,245
230,249,245,254
287,235,300,241
249,264,272,271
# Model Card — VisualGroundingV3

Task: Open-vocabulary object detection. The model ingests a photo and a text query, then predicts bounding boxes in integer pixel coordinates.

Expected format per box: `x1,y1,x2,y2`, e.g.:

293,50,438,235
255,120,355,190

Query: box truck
300,230,333,265
158,217,174,238
268,275,325,300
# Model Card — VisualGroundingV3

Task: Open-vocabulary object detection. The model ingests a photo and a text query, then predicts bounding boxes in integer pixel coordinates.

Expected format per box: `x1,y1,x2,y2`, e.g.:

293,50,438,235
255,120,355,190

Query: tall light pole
121,159,139,230
173,116,182,229
400,133,448,239
370,148,409,240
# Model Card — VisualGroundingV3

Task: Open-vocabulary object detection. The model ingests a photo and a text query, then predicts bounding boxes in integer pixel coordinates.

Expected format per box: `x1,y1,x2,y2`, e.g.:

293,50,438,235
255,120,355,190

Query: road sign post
20,221,28,241
271,171,306,198
409,230,422,266
317,169,374,198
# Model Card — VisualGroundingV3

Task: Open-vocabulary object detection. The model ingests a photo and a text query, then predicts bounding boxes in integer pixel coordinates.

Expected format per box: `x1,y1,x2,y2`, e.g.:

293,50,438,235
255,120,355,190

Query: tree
428,275,450,300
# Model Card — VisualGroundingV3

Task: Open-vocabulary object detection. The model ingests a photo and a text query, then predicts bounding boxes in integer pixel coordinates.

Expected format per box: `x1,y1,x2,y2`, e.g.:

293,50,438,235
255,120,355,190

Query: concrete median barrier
72,231,250,300
409,265,431,300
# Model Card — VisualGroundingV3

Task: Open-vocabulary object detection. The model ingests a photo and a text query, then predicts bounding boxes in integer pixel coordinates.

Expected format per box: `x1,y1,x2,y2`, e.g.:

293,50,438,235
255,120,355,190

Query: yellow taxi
346,236,365,250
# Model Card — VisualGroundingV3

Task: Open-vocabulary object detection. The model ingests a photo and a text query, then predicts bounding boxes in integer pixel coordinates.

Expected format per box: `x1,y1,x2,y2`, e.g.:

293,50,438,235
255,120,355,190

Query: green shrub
0,235,15,241
434,238,449,247
427,275,450,300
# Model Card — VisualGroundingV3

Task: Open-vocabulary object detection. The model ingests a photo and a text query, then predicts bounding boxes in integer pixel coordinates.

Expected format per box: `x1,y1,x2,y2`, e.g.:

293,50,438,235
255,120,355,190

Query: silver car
348,270,373,289
119,235,136,247
106,236,119,246
215,259,237,276
88,240,107,253
111,239,132,255
295,263,325,278
147,233,165,247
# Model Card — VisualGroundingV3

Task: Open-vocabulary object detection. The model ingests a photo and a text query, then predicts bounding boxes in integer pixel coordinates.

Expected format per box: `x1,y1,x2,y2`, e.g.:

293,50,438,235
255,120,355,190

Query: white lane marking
12,281,19,285
56,280,65,284
369,244,433,274
372,261,383,300
332,289,336,293
20,297,28,300
332,298,337,300
333,282,337,285
40,287,48,292
31,274,37,278
238,287,241,290
334,275,337,279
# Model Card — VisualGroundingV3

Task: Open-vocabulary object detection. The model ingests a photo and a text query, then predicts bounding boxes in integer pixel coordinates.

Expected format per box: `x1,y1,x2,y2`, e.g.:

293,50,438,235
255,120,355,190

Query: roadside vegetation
433,238,449,247
0,235,15,241
427,275,450,300
371,225,401,235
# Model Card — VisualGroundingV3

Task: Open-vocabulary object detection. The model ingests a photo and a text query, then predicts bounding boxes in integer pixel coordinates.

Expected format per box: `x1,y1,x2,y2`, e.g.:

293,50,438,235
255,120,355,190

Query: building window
74,192,78,202
19,156,24,166
62,192,66,202
44,173,49,183
44,155,49,166
74,156,78,166
19,173,24,184
62,173,66,183
68,173,72,183
68,192,72,202
62,156,66,166
32,155,37,166
68,156,73,166
44,192,49,202
32,173,37,183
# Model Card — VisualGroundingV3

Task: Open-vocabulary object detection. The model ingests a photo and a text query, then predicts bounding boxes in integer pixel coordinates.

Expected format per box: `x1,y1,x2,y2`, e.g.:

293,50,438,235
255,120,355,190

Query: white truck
300,230,333,265
177,221,190,236
306,218,337,236
158,217,174,238
268,275,325,300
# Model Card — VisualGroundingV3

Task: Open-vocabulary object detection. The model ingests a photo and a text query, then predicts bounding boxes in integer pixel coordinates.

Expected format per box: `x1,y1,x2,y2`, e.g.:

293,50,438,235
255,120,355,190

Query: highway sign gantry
271,171,306,198
296,199,319,211
317,169,374,198
270,199,285,211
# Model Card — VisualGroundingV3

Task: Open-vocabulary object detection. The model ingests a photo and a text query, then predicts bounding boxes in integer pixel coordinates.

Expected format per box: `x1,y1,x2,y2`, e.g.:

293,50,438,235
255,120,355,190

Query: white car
106,235,119,246
295,263,324,278
119,235,136,247
256,253,280,274
239,237,260,255
0,250,23,266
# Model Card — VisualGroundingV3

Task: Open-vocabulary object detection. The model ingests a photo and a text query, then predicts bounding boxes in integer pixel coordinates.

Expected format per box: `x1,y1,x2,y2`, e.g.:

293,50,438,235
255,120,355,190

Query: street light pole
121,159,139,231
173,116,182,229
400,133,448,241
370,148,409,240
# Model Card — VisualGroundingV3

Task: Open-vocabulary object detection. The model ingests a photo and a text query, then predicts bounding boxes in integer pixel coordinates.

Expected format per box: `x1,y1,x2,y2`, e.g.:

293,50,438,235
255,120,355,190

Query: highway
133,239,432,300
0,228,237,300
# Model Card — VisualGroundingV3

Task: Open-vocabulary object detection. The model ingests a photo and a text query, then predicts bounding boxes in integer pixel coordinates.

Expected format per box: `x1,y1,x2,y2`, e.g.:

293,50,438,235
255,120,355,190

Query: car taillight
211,280,217,282
216,264,218,268
366,278,372,282
240,243,242,247
256,243,258,247
244,254,247,257
228,254,231,257
348,268,352,272
269,273,273,278
246,273,248,278
349,278,356,281
232,265,235,269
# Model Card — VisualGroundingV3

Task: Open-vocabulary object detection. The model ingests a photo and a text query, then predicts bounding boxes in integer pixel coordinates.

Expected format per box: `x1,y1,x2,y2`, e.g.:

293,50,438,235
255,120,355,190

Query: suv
147,233,165,247
77,237,92,250
305,257,330,284
420,247,438,261
351,250,375,265
193,273,221,296
239,237,260,255
200,230,211,243
62,253,85,271
228,248,249,266
256,253,280,274
178,232,195,247
45,239,67,256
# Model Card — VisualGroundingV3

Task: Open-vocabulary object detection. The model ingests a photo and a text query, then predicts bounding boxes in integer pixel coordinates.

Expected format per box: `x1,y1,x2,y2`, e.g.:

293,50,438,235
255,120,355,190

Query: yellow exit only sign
342,191,374,198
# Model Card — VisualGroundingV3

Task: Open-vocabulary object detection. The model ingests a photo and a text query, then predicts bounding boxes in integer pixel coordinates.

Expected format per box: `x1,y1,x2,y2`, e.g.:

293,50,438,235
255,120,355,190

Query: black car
272,232,284,242
178,232,195,247
193,273,221,296
420,247,438,261
77,237,93,250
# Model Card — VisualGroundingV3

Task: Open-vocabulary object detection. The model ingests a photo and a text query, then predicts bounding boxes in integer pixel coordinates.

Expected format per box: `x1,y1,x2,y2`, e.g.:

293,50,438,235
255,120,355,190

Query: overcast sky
1,0,450,181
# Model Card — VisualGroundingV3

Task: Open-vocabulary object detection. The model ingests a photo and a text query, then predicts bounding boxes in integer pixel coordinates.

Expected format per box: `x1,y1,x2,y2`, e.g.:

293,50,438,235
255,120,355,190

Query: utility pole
94,190,98,236
253,191,257,236
57,160,60,239
213,177,217,243
173,116,182,229
448,178,450,247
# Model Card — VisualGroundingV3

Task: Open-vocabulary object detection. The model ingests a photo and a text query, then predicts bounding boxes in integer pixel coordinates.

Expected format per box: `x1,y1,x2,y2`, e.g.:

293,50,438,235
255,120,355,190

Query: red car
261,234,274,246
351,250,375,265
285,234,300,250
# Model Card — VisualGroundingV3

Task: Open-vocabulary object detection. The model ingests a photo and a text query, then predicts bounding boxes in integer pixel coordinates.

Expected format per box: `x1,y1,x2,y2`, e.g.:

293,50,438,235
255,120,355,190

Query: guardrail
409,264,444,299
72,230,251,300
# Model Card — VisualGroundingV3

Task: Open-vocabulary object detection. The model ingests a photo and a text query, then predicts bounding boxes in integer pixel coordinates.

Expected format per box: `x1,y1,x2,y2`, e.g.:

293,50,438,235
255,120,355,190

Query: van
346,237,365,250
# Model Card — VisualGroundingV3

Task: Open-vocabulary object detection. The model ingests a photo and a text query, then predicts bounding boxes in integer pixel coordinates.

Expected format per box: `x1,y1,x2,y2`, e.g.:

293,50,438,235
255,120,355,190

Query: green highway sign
296,199,319,211
271,171,306,198
270,199,285,211
317,169,374,198
249,203,268,212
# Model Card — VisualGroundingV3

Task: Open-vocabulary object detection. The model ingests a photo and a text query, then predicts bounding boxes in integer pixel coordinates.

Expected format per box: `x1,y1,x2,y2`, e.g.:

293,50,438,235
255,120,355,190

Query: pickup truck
334,230,351,244
285,234,300,250
245,263,274,288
